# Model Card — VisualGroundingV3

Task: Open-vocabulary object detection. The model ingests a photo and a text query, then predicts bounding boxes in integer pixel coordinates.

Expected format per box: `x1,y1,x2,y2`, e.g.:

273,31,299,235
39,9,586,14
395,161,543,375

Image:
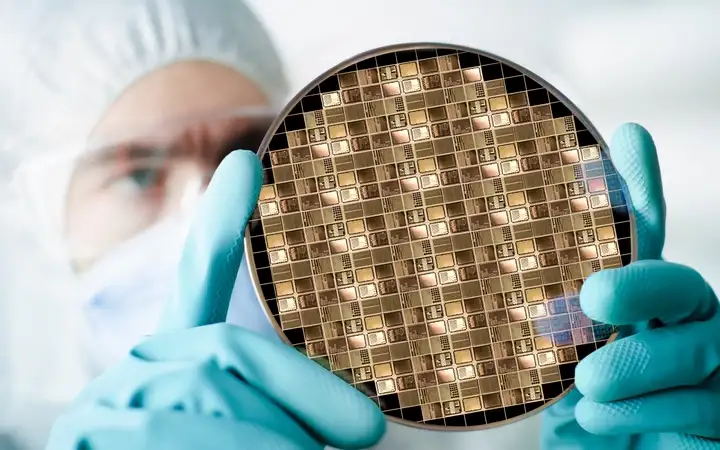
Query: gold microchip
248,44,634,430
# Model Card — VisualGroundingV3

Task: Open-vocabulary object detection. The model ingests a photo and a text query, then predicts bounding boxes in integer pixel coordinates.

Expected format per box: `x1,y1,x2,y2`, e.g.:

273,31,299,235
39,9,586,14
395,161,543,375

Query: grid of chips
247,46,634,429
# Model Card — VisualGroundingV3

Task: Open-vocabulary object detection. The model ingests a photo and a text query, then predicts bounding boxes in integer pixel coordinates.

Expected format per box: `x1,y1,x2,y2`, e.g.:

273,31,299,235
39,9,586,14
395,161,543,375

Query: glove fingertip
573,354,613,403
574,398,607,435
328,397,386,449
573,358,593,397
297,362,387,448
579,270,617,323
608,122,666,260
609,123,655,158
613,122,652,138
608,122,660,198
208,150,263,221
236,331,386,448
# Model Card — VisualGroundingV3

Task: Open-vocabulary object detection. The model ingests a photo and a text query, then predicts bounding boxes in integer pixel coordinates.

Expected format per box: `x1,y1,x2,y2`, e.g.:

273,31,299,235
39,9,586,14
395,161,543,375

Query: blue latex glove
46,150,386,450
541,124,720,449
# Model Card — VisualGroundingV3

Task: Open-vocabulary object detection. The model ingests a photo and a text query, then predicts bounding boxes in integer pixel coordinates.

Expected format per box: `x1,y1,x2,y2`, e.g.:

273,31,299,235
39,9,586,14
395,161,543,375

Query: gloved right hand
540,124,720,449
46,150,386,450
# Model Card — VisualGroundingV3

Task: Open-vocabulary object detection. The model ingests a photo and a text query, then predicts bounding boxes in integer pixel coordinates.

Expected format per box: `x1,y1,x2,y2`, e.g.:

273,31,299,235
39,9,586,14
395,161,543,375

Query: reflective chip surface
247,45,635,429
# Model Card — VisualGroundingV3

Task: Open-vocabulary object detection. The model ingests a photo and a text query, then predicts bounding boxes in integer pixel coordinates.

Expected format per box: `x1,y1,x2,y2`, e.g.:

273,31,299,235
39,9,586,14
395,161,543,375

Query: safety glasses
12,106,278,269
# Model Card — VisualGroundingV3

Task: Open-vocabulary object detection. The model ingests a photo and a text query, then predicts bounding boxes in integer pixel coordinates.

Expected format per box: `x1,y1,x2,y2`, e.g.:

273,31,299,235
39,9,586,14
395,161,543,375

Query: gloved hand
540,124,720,449
46,150,386,450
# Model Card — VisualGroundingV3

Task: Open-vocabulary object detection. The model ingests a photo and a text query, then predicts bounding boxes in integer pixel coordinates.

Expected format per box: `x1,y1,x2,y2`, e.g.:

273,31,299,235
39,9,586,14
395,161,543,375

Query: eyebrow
176,117,273,160
82,118,274,166
86,106,280,149
80,143,169,167
220,121,272,154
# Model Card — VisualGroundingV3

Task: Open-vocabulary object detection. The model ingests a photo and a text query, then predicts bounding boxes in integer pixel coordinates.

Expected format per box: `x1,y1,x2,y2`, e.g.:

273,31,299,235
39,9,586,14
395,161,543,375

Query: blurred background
1,0,719,448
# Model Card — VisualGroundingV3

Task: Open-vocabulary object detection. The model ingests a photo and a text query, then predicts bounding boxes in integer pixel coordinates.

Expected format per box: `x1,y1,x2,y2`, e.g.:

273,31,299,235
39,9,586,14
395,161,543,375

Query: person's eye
111,165,166,195
127,167,161,189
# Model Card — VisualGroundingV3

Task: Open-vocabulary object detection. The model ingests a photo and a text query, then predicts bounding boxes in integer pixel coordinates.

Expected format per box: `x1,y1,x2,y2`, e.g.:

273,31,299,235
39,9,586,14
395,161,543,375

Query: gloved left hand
46,150,386,450
541,124,720,449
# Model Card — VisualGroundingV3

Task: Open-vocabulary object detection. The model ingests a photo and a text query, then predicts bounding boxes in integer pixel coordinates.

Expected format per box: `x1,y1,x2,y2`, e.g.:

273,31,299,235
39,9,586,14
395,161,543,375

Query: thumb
155,150,263,333
608,123,666,260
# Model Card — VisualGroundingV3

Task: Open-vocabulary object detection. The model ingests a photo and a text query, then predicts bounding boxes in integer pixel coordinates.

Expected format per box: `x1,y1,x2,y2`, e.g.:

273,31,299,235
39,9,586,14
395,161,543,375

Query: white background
1,1,720,449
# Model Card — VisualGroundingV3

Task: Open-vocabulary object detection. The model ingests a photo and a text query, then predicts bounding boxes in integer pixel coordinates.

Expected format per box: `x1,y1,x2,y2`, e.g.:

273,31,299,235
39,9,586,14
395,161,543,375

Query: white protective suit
0,1,288,448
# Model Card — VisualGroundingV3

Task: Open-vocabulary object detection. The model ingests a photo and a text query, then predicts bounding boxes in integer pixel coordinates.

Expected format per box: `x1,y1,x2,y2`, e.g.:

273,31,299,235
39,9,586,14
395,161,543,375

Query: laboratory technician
0,0,718,449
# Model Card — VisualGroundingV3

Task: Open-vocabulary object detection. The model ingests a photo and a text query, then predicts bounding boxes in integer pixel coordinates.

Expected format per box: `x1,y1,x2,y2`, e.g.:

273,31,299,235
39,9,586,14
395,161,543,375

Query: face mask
77,217,280,374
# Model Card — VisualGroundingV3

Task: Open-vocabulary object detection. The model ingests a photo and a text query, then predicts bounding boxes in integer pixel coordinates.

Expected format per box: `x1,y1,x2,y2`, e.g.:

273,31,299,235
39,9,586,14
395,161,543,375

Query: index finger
155,150,263,333
133,324,386,449
581,260,717,325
